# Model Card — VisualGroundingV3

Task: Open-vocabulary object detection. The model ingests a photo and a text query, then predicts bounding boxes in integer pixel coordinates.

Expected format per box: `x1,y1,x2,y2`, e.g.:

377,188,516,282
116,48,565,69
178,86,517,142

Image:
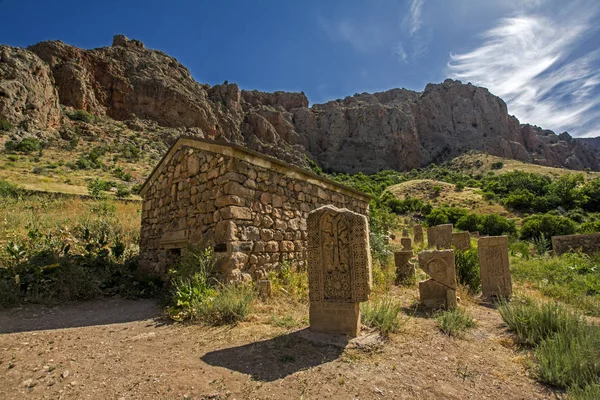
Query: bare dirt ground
0,287,562,400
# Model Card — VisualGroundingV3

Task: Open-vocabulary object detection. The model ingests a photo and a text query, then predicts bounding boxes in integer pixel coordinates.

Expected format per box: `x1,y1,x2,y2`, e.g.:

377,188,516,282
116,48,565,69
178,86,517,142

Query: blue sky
1,0,599,137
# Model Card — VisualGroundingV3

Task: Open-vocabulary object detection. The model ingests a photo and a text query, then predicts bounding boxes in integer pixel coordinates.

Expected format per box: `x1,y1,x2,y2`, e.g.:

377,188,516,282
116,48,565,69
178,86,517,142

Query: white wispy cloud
448,3,600,137
406,0,425,37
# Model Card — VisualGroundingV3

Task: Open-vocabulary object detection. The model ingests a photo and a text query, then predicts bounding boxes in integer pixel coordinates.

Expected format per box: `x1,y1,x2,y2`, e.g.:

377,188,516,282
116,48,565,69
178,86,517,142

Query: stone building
139,137,371,281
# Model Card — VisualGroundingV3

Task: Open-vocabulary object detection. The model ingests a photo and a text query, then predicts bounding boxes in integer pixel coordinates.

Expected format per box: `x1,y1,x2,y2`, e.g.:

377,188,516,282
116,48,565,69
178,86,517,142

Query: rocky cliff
1,35,598,173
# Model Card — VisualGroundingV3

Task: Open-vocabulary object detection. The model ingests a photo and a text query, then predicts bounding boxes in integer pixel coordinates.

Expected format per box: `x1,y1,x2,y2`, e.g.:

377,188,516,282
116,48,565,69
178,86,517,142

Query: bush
503,189,534,210
498,299,583,346
0,116,14,131
520,213,576,240
196,284,255,325
0,179,22,198
87,178,111,199
479,213,516,236
66,109,97,123
490,161,504,170
267,261,308,302
115,184,131,199
435,307,476,337
455,248,480,292
535,324,600,389
360,296,404,336
4,137,43,154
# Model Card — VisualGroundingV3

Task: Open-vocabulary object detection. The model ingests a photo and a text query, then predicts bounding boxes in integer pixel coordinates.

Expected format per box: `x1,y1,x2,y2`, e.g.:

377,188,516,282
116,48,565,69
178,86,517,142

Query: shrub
66,109,97,123
432,185,442,197
435,307,476,337
4,137,43,154
196,284,255,325
456,214,480,232
478,214,516,236
498,299,583,346
0,116,14,131
425,208,449,226
535,324,600,389
520,213,576,240
0,179,22,198
490,161,504,170
455,182,465,192
503,189,534,210
115,184,131,199
455,248,480,292
360,297,404,336
87,178,111,199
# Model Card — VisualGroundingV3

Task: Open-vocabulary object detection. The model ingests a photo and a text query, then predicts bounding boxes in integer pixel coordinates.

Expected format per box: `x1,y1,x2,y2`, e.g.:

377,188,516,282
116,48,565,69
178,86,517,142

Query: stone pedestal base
419,280,457,309
309,302,360,337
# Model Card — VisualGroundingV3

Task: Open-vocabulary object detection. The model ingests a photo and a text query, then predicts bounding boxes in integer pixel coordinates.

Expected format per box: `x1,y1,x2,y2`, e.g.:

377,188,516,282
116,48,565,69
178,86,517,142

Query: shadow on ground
0,298,162,334
201,328,346,381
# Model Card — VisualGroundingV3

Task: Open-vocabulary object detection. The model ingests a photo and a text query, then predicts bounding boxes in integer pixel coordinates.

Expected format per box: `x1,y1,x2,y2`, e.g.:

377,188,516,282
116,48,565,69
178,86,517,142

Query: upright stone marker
427,224,453,249
479,236,512,298
401,237,412,251
394,251,415,284
451,232,471,251
418,250,457,309
414,224,424,244
402,227,409,237
307,205,372,337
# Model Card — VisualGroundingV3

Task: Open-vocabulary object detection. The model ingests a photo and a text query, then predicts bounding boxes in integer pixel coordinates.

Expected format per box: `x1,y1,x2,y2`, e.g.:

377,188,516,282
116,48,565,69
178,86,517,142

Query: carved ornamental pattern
307,205,371,303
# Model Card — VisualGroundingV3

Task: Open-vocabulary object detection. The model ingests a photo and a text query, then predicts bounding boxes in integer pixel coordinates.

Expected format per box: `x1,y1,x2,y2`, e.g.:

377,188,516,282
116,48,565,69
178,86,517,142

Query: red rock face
0,36,596,172
0,45,62,131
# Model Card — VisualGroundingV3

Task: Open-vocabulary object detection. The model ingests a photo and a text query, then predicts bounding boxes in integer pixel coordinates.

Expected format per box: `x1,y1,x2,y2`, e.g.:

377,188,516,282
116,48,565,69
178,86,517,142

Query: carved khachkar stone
401,237,412,251
451,232,471,251
427,224,453,249
394,251,415,284
479,236,512,298
307,205,372,337
414,224,424,244
418,250,457,309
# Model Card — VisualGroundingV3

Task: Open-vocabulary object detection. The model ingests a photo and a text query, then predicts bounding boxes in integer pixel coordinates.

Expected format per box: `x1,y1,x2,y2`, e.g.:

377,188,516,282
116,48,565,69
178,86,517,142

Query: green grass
510,253,600,316
498,298,583,346
499,298,600,392
360,296,404,336
435,307,476,337
270,314,301,329
455,248,480,293
196,284,255,325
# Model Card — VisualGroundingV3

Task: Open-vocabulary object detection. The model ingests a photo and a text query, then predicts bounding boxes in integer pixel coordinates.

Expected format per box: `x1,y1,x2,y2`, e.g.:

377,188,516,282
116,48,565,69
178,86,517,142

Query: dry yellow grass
385,179,512,216
448,152,600,180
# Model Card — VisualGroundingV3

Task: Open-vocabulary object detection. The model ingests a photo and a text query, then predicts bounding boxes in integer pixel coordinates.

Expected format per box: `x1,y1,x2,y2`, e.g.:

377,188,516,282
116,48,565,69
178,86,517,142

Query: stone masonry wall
552,233,600,256
139,139,370,281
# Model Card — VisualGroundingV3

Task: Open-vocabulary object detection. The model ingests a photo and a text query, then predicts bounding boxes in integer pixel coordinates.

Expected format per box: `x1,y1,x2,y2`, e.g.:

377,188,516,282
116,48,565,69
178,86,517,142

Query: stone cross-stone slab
418,250,457,309
414,224,424,244
451,232,471,251
400,237,412,251
478,236,512,298
394,250,415,284
428,224,453,249
307,205,372,337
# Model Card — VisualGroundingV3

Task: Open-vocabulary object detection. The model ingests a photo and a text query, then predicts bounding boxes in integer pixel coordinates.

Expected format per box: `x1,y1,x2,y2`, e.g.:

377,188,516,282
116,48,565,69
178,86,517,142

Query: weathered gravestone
401,237,412,251
307,205,372,337
451,232,471,251
470,231,480,239
402,227,410,237
479,236,512,298
418,250,457,309
414,224,424,244
427,224,453,249
394,251,415,284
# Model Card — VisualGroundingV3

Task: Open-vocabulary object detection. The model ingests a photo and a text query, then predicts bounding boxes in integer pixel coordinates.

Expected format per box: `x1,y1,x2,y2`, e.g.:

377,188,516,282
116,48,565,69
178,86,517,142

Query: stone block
451,232,471,251
551,233,600,255
307,205,372,337
418,249,457,309
479,236,512,298
414,224,424,244
220,206,252,220
401,237,412,251
394,250,415,284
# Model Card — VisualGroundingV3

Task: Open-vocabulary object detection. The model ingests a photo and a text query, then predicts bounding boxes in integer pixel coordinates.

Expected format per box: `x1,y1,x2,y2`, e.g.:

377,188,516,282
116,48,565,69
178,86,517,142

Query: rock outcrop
0,45,61,131
0,35,598,172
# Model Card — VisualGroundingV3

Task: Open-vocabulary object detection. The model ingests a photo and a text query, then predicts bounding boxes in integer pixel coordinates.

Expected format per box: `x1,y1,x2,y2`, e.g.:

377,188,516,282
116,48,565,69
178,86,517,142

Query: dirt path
0,289,562,399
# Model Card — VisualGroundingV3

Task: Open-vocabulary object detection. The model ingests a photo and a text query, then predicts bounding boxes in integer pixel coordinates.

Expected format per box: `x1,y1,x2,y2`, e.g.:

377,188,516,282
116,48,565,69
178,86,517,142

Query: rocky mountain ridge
1,34,598,173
